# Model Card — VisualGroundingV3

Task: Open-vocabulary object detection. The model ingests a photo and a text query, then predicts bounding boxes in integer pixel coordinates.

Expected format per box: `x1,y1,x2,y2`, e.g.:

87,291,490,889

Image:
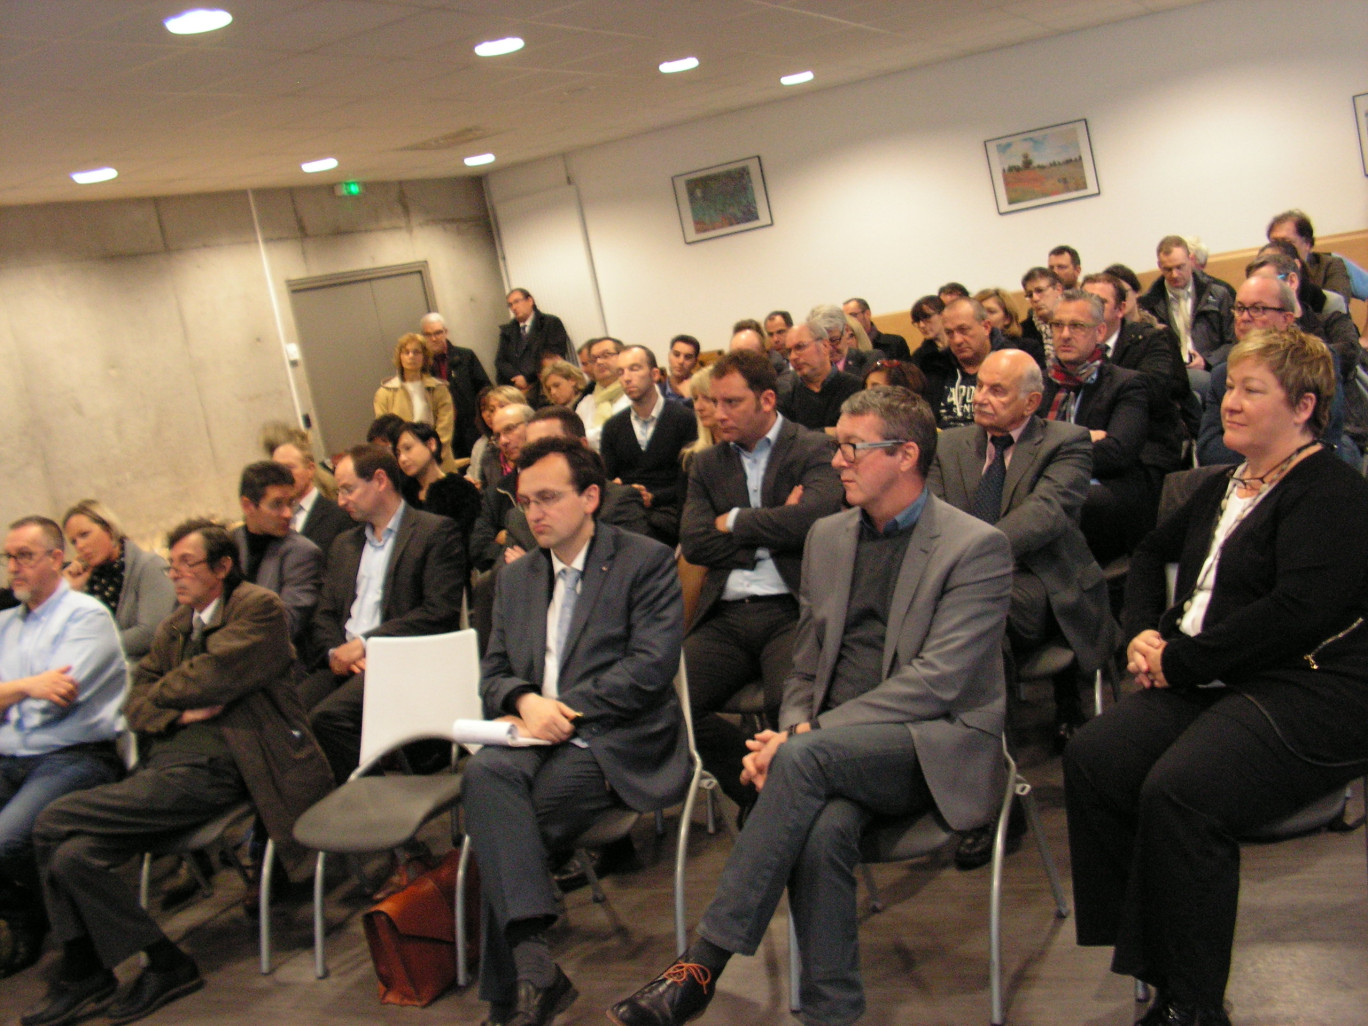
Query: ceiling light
464,153,496,167
474,37,524,57
780,71,814,86
70,167,118,185
164,8,233,35
301,157,338,173
659,57,699,74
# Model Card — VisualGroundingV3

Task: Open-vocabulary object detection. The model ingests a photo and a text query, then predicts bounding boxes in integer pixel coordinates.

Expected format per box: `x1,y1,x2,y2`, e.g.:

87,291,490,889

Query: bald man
420,312,491,459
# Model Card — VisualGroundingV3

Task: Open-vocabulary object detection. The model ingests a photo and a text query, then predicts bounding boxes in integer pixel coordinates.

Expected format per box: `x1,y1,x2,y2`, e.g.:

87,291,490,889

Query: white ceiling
0,0,1207,208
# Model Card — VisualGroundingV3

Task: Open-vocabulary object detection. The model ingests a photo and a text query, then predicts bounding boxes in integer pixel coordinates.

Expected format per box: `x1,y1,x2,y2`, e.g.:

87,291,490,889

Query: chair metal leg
787,913,801,1014
674,766,701,956
139,853,152,910
1093,668,1104,718
654,810,665,837
312,851,328,979
1019,779,1069,918
1135,979,1152,1003
259,838,274,975
859,864,882,913
578,849,607,903
456,837,473,988
990,756,1016,1026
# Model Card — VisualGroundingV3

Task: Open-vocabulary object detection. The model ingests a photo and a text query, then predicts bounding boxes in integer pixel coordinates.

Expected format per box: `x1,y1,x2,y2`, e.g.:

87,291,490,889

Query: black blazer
442,343,492,458
495,307,573,385
310,505,466,662
869,330,910,361
1109,321,1188,475
1039,362,1149,482
679,418,844,628
300,494,353,560
600,399,698,510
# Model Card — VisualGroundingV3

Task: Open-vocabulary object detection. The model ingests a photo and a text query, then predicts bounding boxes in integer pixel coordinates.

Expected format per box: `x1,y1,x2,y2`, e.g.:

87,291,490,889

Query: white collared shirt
291,487,319,533
543,541,590,699
1166,284,1193,358
631,389,666,449
721,414,791,601
344,502,406,641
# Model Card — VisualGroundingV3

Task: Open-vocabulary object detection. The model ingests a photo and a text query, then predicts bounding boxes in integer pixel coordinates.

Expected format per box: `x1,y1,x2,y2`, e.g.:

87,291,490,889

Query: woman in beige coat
372,333,455,456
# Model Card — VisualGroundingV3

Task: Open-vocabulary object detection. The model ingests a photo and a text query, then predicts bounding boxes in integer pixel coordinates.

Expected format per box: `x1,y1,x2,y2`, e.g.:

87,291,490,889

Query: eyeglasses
164,558,210,577
836,440,908,463
1047,320,1098,334
4,549,52,568
516,489,574,512
1233,303,1287,318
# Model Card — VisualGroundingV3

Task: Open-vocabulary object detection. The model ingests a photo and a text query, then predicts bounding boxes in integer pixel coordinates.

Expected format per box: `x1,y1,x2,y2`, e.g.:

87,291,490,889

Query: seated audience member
734,318,787,377
1048,245,1082,289
680,368,717,478
575,337,630,450
1019,266,1064,361
930,298,995,428
232,461,323,649
937,281,971,305
843,297,910,361
1266,209,1353,307
420,311,492,460
763,311,793,364
1138,235,1236,392
366,413,406,452
776,314,862,432
662,335,700,406
728,324,766,356
601,346,698,546
469,385,529,490
1063,327,1368,1026
522,408,651,538
61,501,175,664
1081,273,1189,484
270,438,353,559
909,295,957,404
470,404,536,573
680,350,843,820
372,333,456,459
539,360,588,415
810,304,873,380
26,519,332,1025
260,421,335,492
304,446,466,782
929,350,1118,755
975,287,1024,340
1104,263,1163,330
862,358,927,395
1039,291,1153,564
394,422,481,546
464,436,687,1026
0,517,126,976
609,387,1013,1026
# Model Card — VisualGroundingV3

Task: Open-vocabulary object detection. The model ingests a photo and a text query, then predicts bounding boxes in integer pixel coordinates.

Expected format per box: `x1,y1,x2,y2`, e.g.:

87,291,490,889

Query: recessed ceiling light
474,37,524,57
780,70,814,86
164,8,233,35
659,57,699,74
301,157,338,173
70,167,118,185
464,153,496,167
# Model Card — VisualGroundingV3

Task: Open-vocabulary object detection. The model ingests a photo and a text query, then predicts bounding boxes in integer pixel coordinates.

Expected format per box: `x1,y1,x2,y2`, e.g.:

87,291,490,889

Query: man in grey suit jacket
232,461,323,650
464,436,687,1026
611,386,1013,1026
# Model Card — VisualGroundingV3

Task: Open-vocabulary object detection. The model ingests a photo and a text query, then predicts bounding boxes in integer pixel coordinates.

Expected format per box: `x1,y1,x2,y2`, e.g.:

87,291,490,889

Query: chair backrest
358,629,482,772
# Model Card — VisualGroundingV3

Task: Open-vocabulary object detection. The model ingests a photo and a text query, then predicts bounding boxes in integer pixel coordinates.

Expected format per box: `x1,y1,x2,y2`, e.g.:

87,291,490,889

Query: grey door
288,262,435,456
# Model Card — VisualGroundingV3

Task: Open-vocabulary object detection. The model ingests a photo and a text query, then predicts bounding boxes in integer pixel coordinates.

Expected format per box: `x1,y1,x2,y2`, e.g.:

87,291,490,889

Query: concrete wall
487,0,1368,354
0,177,504,545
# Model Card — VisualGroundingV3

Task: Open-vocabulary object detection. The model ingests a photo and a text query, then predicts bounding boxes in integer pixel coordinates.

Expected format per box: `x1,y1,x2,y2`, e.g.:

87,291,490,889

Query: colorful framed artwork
984,119,1100,215
672,155,772,244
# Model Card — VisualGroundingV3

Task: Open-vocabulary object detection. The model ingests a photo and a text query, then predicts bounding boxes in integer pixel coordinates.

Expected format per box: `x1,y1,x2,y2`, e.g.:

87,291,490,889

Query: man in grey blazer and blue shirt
464,436,688,1026
611,386,1013,1026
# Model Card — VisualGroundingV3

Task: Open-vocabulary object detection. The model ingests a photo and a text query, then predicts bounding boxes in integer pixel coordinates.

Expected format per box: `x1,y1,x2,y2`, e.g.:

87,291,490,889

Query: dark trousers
1063,687,1365,1007
698,725,932,1026
684,596,797,806
462,743,621,1004
32,753,246,969
307,671,364,784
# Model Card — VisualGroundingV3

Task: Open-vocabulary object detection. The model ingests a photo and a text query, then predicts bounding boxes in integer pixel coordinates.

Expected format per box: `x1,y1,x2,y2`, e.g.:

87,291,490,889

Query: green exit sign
333,181,363,197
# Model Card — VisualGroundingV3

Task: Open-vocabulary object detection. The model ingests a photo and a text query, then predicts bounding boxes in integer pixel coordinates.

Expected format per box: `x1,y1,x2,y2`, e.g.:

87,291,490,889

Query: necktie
520,321,529,338
555,567,581,661
185,614,207,659
971,434,1013,523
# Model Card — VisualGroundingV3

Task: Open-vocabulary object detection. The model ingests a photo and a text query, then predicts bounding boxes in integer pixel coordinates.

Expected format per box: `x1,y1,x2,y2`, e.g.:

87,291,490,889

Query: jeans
0,745,122,860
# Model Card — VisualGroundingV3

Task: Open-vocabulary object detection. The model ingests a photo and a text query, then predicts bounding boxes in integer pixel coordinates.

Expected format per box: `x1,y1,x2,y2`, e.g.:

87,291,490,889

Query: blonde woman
373,333,455,458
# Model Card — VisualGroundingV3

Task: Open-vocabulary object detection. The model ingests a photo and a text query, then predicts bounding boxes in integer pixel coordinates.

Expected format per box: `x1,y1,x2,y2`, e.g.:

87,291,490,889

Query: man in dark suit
464,436,688,1026
929,349,1119,748
680,350,844,817
420,312,492,459
609,387,1013,1026
844,297,910,361
304,445,466,783
272,440,352,560
1039,291,1154,564
601,345,698,545
231,461,323,650
496,288,574,395
1138,235,1236,392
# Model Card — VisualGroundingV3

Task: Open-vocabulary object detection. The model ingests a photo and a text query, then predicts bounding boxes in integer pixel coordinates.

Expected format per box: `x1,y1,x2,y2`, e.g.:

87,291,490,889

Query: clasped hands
741,722,812,792
328,638,367,676
1127,629,1169,689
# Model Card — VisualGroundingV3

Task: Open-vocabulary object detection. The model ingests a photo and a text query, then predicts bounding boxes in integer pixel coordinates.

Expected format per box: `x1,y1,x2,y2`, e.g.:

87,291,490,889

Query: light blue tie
556,567,581,659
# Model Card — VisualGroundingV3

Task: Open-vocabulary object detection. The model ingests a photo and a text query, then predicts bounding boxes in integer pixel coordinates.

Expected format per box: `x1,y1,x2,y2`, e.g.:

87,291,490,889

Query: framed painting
984,119,1100,215
672,155,772,243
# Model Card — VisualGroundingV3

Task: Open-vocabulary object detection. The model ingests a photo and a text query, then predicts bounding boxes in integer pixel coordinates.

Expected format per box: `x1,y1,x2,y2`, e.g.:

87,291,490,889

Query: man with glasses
420,312,491,460
1019,266,1065,361
610,386,1013,1026
930,298,997,428
573,337,630,451
1138,235,1236,392
775,316,861,433
495,288,574,396
0,517,126,978
26,519,332,1025
843,297,910,361
462,435,688,1026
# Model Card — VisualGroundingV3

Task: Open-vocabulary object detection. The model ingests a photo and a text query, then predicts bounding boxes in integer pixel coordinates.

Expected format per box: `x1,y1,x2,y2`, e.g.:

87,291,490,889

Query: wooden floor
4,682,1366,1026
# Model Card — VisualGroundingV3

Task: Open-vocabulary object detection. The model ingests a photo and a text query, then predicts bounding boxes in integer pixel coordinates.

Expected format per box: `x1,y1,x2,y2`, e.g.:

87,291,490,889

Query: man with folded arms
610,387,1012,1026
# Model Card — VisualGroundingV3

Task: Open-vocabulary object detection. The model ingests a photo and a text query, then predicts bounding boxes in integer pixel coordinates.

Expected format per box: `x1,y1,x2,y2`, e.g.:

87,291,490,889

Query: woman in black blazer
1063,327,1368,1026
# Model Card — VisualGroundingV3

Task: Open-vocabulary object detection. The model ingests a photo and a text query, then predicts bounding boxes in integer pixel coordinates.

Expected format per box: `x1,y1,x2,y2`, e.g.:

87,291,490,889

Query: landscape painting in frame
672,156,772,244
985,119,1099,215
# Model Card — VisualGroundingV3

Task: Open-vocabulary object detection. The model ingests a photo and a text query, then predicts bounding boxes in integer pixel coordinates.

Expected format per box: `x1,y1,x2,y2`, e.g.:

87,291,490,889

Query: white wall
488,0,1368,353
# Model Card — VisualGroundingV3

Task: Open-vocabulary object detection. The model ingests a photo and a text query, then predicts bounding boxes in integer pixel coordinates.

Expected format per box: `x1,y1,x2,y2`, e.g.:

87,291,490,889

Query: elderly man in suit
270,439,353,560
610,386,1013,1026
231,461,322,651
303,444,466,783
930,349,1119,754
420,311,492,459
463,436,688,1026
679,350,844,820
496,288,575,395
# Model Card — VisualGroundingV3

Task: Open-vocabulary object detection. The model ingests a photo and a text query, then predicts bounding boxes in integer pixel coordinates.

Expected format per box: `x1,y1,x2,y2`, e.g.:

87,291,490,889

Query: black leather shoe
105,960,203,1025
608,960,717,1026
19,970,117,1026
506,965,577,1026
1137,995,1232,1026
553,837,640,893
954,798,1026,870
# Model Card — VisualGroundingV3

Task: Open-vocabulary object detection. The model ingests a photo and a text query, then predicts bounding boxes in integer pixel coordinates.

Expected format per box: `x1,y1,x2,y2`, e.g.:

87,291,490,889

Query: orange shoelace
662,962,712,992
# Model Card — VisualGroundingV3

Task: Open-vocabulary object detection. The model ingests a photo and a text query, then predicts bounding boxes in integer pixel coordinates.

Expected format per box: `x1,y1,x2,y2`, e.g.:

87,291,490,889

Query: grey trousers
32,752,246,969
697,724,932,1026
